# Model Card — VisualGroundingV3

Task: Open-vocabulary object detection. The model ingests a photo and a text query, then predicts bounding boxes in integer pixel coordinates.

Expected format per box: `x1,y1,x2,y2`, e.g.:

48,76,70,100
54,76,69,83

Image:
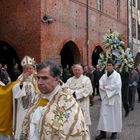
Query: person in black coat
94,65,103,96
86,65,95,106
0,63,10,84
136,65,140,102
120,71,130,117
10,63,21,81
128,68,139,111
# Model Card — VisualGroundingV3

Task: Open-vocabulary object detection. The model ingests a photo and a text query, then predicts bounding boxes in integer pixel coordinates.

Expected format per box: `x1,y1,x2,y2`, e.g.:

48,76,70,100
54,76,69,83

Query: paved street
89,95,140,140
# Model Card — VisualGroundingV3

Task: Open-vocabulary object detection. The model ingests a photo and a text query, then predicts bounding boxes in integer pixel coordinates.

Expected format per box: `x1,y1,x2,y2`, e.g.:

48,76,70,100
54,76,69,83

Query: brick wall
41,0,128,65
0,0,128,65
0,0,41,62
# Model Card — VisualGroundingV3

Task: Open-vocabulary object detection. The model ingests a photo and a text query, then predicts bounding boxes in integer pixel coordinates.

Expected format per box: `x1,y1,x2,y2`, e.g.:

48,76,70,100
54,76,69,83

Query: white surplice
98,70,122,132
12,75,36,140
66,74,93,125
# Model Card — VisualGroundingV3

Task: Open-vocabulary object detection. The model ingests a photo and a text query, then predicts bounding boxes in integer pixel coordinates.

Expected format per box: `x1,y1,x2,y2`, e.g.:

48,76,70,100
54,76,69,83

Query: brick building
0,0,128,68
128,0,140,66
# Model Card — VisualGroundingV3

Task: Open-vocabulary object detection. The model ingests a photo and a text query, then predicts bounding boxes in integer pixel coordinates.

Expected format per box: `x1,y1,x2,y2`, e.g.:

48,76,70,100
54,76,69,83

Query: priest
12,56,38,140
95,60,122,140
20,61,90,140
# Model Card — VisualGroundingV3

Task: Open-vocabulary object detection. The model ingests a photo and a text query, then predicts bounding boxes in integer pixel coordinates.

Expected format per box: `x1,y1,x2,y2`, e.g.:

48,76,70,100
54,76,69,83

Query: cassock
20,85,90,140
66,75,93,125
97,70,122,132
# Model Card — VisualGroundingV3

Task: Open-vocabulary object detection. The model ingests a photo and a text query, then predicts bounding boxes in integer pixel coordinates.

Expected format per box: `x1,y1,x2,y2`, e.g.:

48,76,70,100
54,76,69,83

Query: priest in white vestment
66,64,93,127
12,56,38,140
20,61,90,140
95,60,122,140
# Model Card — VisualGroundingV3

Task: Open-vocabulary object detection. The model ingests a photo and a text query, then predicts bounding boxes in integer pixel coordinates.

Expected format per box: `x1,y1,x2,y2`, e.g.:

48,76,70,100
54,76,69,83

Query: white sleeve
12,83,26,99
75,77,93,100
105,73,122,98
99,75,107,100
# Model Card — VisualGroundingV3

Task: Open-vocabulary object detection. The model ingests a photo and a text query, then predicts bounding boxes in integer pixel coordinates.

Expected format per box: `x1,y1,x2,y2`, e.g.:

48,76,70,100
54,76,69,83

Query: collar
40,84,61,101
74,74,83,79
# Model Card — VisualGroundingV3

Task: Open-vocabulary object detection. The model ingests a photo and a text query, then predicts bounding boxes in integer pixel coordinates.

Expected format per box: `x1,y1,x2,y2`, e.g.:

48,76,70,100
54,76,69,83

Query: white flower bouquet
98,29,134,72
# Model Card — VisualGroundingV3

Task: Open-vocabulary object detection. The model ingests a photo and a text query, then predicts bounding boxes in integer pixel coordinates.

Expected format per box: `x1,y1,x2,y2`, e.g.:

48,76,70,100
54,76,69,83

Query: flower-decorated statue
98,29,134,73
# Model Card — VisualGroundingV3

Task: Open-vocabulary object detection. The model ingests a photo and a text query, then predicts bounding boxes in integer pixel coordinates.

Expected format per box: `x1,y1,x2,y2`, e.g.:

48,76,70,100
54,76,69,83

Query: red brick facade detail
0,0,128,65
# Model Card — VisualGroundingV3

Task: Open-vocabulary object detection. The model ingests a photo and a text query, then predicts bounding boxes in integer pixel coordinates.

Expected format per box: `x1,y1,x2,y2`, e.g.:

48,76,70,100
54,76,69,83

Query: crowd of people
0,63,21,85
0,55,140,140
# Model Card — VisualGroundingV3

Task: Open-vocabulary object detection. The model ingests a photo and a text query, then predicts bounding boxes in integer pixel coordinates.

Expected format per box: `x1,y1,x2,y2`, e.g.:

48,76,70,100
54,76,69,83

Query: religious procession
1,1,140,140
0,29,140,140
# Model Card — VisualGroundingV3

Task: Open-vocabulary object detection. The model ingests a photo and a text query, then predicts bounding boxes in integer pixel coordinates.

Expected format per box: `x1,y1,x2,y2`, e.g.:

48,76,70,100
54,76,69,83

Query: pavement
89,95,140,140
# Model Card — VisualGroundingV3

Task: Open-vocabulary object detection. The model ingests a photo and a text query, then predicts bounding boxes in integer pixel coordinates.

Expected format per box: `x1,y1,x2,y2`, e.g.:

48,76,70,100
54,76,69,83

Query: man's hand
21,72,31,84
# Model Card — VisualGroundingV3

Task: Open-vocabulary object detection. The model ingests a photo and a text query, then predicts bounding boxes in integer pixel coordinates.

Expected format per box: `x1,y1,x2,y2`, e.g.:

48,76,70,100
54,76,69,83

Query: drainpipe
86,0,89,65
130,0,134,55
127,0,129,48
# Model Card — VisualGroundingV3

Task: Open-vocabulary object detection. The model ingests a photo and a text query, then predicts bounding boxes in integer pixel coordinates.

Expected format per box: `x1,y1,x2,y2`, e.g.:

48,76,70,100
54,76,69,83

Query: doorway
92,46,103,67
60,41,80,68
